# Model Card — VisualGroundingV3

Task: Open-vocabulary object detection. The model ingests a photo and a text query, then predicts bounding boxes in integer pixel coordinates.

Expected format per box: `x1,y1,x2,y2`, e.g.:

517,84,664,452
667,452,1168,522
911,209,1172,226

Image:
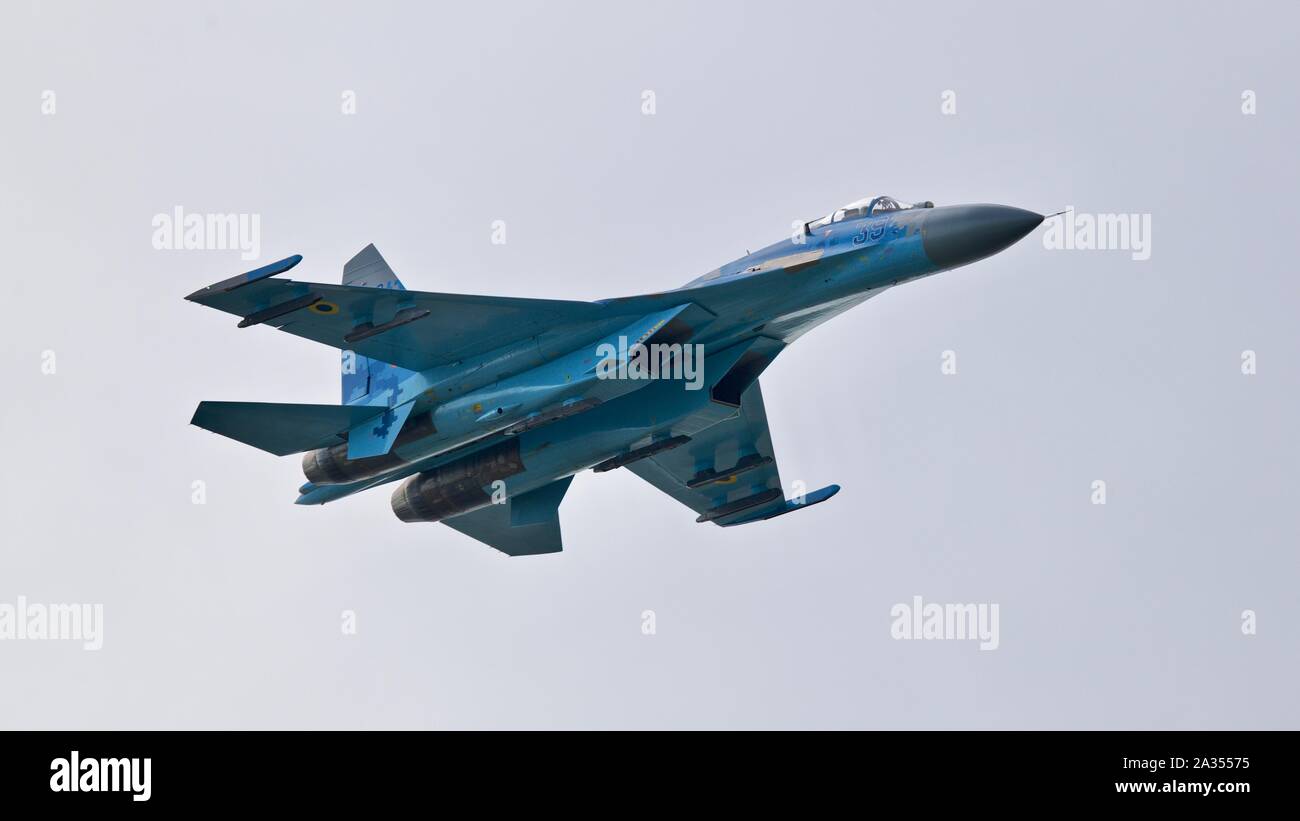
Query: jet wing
624,381,839,526
185,255,608,373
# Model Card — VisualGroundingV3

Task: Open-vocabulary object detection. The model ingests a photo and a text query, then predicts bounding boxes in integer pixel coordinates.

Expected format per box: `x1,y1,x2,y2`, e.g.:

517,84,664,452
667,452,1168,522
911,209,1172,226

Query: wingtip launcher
184,254,304,302
701,483,841,526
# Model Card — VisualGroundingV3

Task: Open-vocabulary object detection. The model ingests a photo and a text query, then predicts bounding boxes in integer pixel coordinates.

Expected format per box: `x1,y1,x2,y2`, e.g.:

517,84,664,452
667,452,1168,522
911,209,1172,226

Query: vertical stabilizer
340,244,417,402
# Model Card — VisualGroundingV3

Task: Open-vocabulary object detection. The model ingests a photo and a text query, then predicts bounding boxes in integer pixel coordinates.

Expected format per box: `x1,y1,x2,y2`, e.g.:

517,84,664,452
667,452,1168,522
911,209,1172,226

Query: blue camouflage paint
189,196,1044,555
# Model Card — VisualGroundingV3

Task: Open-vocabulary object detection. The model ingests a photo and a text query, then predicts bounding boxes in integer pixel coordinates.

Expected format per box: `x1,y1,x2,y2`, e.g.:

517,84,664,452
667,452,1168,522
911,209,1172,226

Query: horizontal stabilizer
191,401,384,456
442,476,574,556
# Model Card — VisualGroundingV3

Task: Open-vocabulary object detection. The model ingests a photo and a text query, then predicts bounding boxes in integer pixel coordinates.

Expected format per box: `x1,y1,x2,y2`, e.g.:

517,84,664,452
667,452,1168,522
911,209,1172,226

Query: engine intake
390,439,525,523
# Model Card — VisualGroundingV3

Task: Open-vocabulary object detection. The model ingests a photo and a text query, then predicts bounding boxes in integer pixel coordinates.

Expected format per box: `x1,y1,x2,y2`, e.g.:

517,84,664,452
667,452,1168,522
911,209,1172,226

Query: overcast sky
1,0,1296,728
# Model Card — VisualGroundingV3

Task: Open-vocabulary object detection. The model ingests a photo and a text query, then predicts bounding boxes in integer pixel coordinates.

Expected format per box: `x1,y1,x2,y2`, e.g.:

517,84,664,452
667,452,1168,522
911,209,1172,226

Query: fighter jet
187,196,1043,555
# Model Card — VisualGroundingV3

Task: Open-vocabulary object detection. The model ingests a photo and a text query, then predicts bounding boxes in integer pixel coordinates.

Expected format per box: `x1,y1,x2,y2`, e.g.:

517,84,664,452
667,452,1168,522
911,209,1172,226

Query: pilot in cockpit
805,195,934,232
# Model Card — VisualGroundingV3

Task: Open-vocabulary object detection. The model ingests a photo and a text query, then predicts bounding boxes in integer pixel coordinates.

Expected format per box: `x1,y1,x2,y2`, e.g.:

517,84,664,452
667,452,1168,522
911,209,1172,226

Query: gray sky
1,0,1296,728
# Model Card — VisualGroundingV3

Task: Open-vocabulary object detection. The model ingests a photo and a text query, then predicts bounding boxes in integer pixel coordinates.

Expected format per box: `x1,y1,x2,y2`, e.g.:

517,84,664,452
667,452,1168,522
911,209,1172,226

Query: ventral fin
346,401,415,459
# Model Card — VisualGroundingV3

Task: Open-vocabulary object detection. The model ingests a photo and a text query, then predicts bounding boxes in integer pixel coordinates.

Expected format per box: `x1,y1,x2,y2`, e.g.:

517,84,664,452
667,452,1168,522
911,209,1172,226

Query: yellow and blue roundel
310,301,339,315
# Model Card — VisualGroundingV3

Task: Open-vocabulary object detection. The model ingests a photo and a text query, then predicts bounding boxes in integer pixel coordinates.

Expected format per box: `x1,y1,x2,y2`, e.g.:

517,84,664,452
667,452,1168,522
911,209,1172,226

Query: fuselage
297,201,1042,509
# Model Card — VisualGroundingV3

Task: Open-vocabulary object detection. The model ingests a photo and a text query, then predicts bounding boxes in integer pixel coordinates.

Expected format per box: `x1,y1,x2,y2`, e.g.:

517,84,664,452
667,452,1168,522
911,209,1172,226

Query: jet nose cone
921,204,1044,270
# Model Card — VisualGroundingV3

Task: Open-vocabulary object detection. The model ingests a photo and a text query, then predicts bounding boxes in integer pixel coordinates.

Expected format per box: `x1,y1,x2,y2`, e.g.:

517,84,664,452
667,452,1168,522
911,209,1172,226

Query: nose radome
921,204,1044,270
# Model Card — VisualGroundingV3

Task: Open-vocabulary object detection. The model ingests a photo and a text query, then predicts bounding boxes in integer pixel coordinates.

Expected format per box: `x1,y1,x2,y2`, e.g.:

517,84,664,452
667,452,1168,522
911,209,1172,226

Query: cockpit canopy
806,195,933,232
